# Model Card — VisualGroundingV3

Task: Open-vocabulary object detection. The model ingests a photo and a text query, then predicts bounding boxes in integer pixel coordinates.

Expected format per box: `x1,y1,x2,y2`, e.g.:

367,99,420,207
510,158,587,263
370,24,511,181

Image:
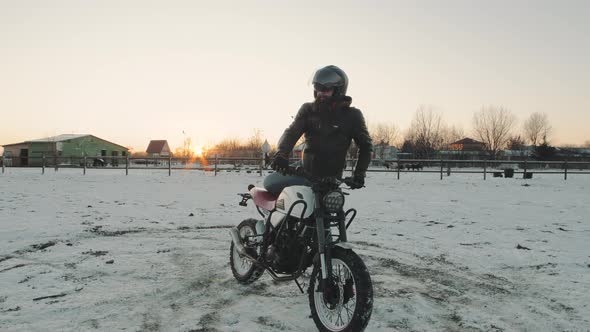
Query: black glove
345,172,365,189
270,155,289,173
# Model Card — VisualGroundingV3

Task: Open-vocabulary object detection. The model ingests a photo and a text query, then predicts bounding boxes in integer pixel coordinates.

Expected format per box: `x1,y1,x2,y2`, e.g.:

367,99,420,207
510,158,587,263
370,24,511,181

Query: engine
265,217,307,274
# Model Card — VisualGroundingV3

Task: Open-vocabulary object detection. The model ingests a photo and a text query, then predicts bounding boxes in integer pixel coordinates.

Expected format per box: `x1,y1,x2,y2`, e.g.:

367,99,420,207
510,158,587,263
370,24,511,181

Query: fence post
169,156,172,176
54,155,58,172
483,159,487,180
447,161,451,176
42,154,45,174
259,153,263,176
126,155,129,175
564,160,568,180
397,156,400,180
524,159,528,178
83,156,87,175
214,154,218,176
440,158,443,180
1,156,4,174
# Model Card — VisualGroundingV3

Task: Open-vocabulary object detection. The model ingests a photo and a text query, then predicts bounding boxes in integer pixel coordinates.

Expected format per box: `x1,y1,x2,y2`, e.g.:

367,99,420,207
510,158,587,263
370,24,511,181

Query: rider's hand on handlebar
270,155,290,173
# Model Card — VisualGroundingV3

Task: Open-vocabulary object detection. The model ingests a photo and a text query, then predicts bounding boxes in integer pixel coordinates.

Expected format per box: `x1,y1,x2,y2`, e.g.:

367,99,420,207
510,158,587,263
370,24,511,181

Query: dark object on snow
557,227,569,232
522,183,530,187
87,205,92,208
0,264,26,273
93,158,106,167
4,306,21,312
33,293,67,301
188,213,194,217
105,260,114,264
31,241,57,251
523,172,533,179
407,163,423,171
516,244,531,250
82,250,108,256
504,168,514,178
493,172,503,178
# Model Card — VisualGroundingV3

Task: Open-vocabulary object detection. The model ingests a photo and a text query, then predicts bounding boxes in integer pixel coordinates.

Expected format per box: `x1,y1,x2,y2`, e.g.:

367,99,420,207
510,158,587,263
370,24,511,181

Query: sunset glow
0,1,588,151
193,145,204,157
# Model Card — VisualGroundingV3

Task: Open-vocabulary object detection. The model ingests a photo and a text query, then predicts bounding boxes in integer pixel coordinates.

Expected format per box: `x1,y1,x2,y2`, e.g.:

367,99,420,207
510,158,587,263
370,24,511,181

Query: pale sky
1,0,589,153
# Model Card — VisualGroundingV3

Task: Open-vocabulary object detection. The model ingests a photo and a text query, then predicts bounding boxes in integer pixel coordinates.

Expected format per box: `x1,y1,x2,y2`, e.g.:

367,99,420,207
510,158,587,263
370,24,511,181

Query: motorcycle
228,167,373,331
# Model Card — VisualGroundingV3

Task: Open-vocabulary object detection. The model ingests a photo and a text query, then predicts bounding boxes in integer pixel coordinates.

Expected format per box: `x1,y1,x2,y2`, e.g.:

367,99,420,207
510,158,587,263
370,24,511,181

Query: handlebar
278,166,362,189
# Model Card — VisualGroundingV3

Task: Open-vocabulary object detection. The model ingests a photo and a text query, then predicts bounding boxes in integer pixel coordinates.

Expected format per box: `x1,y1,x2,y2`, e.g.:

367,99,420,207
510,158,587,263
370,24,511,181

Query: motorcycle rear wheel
229,219,265,284
308,247,373,332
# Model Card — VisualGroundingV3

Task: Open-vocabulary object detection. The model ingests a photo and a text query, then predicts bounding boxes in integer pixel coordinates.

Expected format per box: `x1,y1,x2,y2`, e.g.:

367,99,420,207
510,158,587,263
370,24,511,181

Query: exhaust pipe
229,227,261,267
229,227,247,256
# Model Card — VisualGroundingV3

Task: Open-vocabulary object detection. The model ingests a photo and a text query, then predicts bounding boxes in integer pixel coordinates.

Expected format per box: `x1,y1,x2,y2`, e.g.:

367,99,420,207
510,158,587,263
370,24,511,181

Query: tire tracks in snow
352,241,585,331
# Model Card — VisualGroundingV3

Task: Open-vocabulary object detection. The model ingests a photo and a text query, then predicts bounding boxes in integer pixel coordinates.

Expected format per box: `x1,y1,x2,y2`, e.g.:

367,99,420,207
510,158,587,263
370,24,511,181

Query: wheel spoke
345,304,353,321
337,309,344,326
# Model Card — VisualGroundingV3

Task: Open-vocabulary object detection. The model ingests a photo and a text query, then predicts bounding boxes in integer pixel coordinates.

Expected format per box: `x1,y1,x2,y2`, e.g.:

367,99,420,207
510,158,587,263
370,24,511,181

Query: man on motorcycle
265,65,373,194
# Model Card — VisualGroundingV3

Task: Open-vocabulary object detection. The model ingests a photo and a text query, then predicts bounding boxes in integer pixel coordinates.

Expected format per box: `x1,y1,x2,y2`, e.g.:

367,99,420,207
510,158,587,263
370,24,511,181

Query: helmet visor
313,83,334,92
312,69,343,88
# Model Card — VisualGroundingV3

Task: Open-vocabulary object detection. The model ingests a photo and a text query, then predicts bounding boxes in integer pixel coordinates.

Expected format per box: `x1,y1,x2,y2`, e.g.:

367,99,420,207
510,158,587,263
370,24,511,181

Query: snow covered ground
0,168,588,331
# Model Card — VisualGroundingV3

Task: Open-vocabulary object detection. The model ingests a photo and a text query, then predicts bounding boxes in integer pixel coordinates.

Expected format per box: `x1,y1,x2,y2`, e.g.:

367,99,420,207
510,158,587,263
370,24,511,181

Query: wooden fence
1,155,589,180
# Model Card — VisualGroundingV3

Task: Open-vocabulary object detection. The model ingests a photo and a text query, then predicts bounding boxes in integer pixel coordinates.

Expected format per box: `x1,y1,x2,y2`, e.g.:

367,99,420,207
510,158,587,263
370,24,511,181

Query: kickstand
294,278,304,294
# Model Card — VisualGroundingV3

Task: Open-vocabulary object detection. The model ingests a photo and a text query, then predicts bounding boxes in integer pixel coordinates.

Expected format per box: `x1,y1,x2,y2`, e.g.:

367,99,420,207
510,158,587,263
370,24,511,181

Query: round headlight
322,190,345,212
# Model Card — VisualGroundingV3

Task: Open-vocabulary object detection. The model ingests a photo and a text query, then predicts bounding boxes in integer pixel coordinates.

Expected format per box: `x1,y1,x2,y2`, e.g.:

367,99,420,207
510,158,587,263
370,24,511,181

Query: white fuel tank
274,185,315,221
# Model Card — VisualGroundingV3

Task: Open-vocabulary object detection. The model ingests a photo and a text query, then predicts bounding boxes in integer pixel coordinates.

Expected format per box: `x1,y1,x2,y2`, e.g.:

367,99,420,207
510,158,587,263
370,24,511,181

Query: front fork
315,196,345,292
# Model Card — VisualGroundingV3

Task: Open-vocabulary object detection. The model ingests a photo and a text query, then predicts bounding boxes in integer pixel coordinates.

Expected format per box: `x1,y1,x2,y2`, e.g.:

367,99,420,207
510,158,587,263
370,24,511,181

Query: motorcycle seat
250,187,277,211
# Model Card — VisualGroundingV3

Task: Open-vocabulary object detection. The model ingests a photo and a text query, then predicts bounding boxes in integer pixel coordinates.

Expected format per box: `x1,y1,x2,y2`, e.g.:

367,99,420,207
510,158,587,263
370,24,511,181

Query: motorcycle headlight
322,190,345,213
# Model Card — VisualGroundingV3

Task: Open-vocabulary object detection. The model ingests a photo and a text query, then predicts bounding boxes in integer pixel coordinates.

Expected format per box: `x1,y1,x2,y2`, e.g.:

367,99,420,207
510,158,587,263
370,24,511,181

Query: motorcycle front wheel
229,218,265,284
308,247,373,332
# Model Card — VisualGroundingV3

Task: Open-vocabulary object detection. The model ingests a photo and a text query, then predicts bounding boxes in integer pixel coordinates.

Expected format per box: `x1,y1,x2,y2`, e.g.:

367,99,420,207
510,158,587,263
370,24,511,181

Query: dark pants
263,172,310,196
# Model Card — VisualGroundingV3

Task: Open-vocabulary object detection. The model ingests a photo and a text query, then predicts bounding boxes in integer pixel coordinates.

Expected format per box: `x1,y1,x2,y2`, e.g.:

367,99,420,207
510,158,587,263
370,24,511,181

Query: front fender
334,242,354,250
311,243,354,272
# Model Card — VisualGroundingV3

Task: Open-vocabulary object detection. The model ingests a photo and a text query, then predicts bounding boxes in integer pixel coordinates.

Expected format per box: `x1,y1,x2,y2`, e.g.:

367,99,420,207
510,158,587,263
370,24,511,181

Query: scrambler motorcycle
229,167,373,331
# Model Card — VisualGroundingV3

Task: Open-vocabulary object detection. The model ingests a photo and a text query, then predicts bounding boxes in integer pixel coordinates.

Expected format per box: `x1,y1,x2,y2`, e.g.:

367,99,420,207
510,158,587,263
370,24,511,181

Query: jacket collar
311,95,352,112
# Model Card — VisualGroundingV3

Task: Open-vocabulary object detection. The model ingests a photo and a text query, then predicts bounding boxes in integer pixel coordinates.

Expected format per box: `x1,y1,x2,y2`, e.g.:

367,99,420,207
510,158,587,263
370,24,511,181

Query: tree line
392,105,558,159
151,105,587,160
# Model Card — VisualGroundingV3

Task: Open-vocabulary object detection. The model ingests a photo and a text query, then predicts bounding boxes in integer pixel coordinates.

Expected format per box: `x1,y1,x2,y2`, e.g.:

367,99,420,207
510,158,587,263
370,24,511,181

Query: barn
2,134,129,167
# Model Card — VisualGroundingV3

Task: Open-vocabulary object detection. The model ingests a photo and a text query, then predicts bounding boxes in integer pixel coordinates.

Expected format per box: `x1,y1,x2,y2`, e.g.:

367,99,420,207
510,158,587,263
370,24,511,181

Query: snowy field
0,168,588,331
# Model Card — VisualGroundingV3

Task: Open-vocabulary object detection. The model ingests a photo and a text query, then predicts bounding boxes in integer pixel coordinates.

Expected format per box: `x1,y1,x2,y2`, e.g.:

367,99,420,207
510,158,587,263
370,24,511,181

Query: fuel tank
270,185,315,227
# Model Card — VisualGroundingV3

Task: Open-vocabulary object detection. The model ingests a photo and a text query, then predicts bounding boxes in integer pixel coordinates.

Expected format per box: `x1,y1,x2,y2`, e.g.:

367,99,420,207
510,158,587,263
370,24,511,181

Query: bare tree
245,129,264,150
369,123,399,161
370,123,400,147
507,135,526,150
523,112,552,146
213,137,242,155
175,137,194,158
584,140,590,148
408,105,444,158
472,106,517,159
441,125,464,149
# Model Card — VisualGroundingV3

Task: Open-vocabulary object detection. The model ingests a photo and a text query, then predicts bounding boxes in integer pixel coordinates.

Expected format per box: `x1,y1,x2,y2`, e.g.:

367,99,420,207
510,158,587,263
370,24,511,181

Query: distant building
502,146,534,160
2,134,128,167
146,140,171,157
449,138,486,151
372,143,398,161
555,147,590,161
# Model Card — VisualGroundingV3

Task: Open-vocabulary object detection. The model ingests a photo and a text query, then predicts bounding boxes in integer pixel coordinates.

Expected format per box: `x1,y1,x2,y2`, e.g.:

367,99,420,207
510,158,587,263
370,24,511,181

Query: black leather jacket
276,96,373,177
